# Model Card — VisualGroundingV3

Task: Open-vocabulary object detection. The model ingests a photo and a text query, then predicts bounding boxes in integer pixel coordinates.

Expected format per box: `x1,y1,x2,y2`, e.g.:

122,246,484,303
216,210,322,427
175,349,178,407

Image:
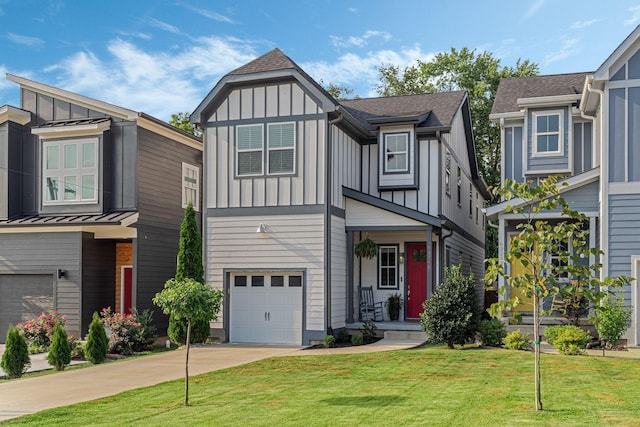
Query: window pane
46,146,59,170
238,125,262,150
82,142,96,168
269,123,294,148
269,149,294,174
271,276,284,287
234,276,247,287
82,175,95,200
238,151,263,175
289,276,302,287
251,276,264,287
64,144,77,169
537,135,549,152
537,115,548,132
548,135,559,152
548,114,559,132
64,176,77,200
45,177,59,201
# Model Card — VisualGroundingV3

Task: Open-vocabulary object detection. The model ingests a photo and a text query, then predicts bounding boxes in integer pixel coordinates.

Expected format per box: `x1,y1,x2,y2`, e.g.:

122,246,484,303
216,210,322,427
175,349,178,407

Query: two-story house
488,25,640,347
0,75,202,340
191,49,489,345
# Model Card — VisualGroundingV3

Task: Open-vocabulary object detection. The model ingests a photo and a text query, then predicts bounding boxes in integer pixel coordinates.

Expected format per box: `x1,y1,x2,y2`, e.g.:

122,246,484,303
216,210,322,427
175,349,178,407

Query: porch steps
383,330,427,341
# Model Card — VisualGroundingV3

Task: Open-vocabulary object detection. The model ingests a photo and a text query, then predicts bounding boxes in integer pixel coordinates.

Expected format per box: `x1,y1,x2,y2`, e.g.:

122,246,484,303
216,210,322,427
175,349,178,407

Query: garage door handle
264,312,267,321
267,312,271,321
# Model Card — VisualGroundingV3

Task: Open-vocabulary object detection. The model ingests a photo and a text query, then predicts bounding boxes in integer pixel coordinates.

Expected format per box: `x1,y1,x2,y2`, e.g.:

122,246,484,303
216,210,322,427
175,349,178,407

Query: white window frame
378,245,398,289
267,122,296,175
42,138,98,205
236,124,264,177
532,110,563,157
182,162,199,210
383,133,409,173
445,150,451,196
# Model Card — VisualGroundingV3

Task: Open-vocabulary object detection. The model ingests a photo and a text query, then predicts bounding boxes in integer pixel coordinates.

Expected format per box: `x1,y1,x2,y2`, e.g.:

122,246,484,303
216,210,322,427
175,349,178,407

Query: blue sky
1,0,640,121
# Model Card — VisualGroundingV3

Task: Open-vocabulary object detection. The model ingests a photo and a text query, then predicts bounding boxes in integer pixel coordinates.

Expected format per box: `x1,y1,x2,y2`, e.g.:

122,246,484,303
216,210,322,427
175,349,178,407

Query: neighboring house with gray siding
488,25,640,347
0,75,202,340
191,49,489,345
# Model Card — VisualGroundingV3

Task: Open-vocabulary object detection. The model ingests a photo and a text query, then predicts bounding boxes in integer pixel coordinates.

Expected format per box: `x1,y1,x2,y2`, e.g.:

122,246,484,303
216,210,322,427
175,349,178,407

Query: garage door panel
0,274,54,341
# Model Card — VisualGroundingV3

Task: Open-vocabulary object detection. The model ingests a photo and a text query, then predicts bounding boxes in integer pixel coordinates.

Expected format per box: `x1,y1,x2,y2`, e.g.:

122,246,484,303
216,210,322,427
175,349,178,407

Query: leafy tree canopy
320,80,356,101
169,112,202,138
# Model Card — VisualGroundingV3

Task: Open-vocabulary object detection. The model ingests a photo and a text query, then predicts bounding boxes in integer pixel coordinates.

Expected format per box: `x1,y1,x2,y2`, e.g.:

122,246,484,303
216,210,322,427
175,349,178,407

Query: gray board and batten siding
0,120,24,219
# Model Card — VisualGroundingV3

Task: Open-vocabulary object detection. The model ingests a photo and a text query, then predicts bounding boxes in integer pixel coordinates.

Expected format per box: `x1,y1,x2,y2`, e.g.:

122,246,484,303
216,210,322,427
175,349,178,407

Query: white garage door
230,273,302,345
0,274,54,342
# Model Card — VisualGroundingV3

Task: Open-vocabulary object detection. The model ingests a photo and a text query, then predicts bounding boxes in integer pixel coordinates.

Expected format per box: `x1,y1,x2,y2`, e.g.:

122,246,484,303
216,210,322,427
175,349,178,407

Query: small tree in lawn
168,202,210,345
420,264,481,349
485,176,631,411
1,325,30,378
47,322,71,371
85,312,108,364
153,277,223,406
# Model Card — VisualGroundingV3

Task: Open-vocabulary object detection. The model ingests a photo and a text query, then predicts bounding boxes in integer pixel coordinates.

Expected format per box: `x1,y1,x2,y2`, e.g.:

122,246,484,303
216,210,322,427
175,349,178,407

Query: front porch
345,320,427,341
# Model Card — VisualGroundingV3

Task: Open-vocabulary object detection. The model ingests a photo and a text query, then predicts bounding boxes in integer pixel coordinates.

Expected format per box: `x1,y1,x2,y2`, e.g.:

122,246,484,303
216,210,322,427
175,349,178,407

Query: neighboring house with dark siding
0,74,202,340
488,25,640,346
191,49,489,345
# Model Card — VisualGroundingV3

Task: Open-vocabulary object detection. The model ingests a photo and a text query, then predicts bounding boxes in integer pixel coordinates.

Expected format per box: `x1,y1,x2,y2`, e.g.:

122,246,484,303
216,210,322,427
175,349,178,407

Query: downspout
326,109,344,333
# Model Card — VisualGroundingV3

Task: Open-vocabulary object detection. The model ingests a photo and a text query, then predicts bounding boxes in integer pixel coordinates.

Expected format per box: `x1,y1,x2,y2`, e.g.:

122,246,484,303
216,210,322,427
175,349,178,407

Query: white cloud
330,30,392,49
521,0,546,22
571,19,597,29
7,32,44,47
348,7,358,13
188,7,234,24
624,5,640,26
542,37,580,66
148,18,180,34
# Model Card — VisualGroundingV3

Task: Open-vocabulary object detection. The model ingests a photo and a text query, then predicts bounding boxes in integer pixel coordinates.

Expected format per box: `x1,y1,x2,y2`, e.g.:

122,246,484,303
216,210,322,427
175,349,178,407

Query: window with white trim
457,167,462,205
532,111,563,155
182,163,199,210
379,246,398,289
384,133,408,173
468,183,473,217
236,124,263,176
268,122,295,174
445,150,451,196
43,138,97,204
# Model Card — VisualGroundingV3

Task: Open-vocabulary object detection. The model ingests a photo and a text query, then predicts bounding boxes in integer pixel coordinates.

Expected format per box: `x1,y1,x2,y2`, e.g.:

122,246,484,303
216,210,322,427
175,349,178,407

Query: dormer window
384,133,409,173
532,110,563,156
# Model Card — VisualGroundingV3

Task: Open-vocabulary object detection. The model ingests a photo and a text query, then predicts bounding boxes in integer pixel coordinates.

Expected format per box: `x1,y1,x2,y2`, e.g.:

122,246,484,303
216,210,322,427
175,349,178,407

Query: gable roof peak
228,48,297,76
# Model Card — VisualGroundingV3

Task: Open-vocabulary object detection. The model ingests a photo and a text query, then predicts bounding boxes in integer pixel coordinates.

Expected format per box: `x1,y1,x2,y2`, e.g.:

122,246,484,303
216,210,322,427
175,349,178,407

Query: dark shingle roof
340,91,466,132
491,72,591,115
229,48,296,75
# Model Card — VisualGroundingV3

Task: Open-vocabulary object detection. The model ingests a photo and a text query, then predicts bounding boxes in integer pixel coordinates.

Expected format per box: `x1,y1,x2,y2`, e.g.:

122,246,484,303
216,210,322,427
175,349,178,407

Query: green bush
337,329,350,343
47,322,71,371
503,329,532,351
478,318,507,347
323,335,336,348
420,265,481,348
360,322,377,343
69,337,85,360
85,312,108,364
543,325,563,346
592,296,632,349
133,308,158,350
168,314,210,345
1,325,30,378
549,325,592,355
351,334,364,346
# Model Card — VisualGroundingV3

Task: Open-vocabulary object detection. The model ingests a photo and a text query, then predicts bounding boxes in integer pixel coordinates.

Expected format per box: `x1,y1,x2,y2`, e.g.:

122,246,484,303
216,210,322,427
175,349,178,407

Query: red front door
122,266,133,315
406,244,427,318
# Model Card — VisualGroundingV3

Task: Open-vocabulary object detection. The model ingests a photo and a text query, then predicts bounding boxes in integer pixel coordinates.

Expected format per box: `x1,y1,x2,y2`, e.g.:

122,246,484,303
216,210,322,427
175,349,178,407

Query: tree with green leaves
153,277,223,406
377,48,538,258
85,312,108,364
320,80,356,101
47,322,71,371
169,112,202,138
1,325,30,378
485,176,631,411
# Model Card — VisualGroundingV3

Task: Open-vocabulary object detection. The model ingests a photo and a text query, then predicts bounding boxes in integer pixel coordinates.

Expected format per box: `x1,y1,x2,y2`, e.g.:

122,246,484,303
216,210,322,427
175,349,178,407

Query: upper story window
237,124,263,176
182,163,199,210
379,245,398,289
456,167,462,205
383,133,409,173
532,110,563,156
445,150,451,196
268,122,295,175
468,183,473,217
43,138,97,204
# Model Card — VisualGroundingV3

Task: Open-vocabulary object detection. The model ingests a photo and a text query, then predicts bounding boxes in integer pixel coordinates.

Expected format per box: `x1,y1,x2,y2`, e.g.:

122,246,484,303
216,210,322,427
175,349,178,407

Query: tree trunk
533,296,543,411
447,341,454,349
185,319,191,406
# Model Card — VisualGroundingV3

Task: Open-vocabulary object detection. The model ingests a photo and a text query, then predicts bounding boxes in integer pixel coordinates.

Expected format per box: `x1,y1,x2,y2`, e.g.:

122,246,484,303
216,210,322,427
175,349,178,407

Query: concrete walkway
0,337,424,422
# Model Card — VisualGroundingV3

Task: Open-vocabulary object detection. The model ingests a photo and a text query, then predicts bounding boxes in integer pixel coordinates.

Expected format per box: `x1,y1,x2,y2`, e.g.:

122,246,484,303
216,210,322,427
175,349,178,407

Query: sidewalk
0,337,425,422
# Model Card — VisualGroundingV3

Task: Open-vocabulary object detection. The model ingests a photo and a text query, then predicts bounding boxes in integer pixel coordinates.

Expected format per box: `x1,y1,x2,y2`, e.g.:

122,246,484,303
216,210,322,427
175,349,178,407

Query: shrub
420,265,481,348
592,296,632,349
337,329,350,344
99,307,146,355
16,311,66,353
85,312,108,364
543,325,563,346
69,337,85,360
47,322,71,371
549,325,592,355
168,314,210,345
351,334,364,346
360,321,377,343
323,335,336,348
504,329,532,351
478,318,507,347
1,325,30,378
132,308,158,350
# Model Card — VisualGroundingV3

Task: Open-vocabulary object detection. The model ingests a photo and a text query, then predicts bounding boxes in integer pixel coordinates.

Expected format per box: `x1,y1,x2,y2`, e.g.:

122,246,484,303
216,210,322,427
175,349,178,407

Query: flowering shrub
99,307,146,355
16,311,66,353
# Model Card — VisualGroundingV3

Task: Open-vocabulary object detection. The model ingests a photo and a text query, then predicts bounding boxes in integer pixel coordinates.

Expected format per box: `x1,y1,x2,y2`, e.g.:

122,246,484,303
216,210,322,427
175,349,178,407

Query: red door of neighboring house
122,266,133,316
406,243,436,319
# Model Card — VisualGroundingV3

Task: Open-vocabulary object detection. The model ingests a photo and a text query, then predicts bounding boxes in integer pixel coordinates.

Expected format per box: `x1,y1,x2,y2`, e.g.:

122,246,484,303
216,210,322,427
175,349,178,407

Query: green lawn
5,345,640,426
